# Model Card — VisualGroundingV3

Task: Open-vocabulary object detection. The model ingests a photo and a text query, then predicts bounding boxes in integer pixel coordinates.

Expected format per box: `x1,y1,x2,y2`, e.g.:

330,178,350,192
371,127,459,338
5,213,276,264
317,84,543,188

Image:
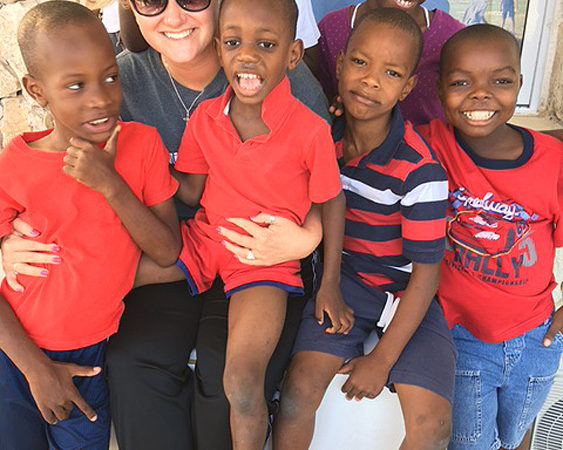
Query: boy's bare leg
133,254,183,288
396,384,451,450
223,286,287,450
273,351,344,450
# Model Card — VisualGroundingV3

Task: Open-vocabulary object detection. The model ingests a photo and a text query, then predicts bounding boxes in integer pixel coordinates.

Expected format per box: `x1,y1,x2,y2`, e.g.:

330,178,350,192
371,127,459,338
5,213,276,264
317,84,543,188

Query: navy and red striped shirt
337,107,448,294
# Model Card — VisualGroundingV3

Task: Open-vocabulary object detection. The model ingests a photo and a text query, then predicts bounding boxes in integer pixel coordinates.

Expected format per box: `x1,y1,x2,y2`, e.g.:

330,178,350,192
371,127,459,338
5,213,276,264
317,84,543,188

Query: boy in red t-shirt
418,24,563,449
0,2,180,448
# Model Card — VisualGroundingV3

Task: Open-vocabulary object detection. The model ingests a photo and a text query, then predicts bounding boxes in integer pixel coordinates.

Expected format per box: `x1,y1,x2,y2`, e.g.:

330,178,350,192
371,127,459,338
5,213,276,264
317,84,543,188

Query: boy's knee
405,410,451,449
278,370,327,420
223,365,264,414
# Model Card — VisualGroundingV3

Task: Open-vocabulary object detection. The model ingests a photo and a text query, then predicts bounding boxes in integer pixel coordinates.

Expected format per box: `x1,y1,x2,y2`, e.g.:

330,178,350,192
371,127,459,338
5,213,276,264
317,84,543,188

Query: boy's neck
229,95,269,142
162,45,221,92
28,128,69,153
456,123,524,161
342,113,393,162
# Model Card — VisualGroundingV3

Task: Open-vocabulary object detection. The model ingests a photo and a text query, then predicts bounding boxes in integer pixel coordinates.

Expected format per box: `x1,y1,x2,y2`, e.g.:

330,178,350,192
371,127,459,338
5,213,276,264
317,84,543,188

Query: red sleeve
141,128,179,207
0,150,20,239
175,107,209,174
304,123,342,203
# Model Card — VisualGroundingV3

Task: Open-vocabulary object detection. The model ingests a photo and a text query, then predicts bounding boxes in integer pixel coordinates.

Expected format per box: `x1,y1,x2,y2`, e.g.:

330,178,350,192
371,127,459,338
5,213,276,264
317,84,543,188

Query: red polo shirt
175,76,341,238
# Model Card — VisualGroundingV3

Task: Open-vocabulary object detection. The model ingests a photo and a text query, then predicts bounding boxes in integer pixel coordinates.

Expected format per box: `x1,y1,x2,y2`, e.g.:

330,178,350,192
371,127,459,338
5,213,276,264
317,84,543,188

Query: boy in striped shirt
274,9,456,449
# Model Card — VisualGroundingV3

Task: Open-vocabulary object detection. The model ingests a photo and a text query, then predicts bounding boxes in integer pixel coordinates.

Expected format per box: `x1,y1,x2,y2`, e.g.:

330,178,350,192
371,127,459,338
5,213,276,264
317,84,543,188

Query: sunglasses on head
131,0,211,17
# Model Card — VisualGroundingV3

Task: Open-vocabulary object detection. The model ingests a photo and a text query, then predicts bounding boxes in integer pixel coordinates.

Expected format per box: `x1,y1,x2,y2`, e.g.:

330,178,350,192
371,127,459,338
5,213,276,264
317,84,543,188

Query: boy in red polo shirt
134,0,345,446
0,2,180,449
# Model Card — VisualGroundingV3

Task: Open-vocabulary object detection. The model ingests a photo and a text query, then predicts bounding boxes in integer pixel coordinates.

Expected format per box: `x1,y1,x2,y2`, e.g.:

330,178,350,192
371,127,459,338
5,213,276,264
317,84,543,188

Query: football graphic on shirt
447,188,535,258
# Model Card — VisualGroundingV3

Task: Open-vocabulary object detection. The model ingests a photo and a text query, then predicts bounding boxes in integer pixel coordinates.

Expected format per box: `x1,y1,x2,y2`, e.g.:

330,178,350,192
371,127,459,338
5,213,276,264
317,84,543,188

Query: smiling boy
134,0,345,447
418,24,563,449
0,2,179,448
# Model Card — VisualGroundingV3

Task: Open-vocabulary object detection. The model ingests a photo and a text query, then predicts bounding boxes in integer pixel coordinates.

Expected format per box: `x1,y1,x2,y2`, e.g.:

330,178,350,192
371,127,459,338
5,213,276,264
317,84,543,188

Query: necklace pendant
184,113,190,122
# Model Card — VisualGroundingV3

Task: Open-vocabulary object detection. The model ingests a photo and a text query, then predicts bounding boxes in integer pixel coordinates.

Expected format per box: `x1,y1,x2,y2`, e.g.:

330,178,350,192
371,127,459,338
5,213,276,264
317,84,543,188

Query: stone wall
546,21,563,123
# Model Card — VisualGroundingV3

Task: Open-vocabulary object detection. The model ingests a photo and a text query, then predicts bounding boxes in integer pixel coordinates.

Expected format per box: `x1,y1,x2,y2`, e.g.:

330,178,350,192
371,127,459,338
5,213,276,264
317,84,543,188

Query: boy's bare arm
315,191,354,334
0,295,99,424
339,261,440,399
63,128,181,267
172,170,207,207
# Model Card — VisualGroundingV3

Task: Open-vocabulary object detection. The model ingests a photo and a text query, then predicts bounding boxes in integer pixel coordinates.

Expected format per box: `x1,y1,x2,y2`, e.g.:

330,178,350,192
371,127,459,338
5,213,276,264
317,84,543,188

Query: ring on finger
268,215,275,224
246,250,256,260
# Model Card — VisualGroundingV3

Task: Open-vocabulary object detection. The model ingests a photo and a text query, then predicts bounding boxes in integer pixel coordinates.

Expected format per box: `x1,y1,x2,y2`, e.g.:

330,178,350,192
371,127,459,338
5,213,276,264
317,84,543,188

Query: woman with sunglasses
1,0,328,449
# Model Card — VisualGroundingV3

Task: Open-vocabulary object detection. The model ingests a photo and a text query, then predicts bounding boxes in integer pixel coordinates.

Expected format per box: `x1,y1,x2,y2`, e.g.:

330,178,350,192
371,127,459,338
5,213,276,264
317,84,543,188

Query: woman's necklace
166,69,206,122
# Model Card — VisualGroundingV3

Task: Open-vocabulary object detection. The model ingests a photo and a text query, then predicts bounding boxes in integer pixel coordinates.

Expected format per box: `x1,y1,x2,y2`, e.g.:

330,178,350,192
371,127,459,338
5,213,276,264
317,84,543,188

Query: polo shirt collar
213,75,293,133
358,105,405,167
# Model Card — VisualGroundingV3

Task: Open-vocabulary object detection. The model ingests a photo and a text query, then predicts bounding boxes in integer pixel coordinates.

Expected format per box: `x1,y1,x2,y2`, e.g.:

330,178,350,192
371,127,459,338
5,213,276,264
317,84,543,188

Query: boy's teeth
463,110,495,121
238,73,260,80
395,0,415,7
164,29,193,39
89,117,109,125
237,73,262,92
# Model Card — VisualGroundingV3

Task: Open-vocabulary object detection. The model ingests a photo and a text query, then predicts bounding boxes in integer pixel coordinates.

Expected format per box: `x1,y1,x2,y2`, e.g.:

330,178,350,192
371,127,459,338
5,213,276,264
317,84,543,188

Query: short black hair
345,8,423,74
219,0,299,40
440,24,521,74
18,1,105,77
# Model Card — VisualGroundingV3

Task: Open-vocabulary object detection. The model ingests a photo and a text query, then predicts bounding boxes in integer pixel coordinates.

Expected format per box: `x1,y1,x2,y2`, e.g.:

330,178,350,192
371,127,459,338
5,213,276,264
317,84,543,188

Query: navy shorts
293,270,457,403
0,340,110,450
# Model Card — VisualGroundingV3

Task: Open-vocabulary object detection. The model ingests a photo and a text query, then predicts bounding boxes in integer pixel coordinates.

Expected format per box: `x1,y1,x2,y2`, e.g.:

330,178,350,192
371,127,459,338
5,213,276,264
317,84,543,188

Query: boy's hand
543,307,563,347
338,354,390,401
63,126,122,198
328,95,344,117
315,283,354,334
27,360,101,424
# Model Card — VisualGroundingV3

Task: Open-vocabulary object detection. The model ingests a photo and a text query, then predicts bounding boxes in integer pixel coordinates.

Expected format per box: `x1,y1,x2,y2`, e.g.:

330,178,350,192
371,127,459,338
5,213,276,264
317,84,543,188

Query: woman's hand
218,209,322,266
1,218,60,292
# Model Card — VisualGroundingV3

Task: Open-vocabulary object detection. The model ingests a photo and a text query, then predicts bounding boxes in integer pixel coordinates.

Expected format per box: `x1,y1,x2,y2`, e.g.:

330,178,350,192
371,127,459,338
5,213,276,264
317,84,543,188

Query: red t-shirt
175,76,342,239
0,122,178,350
418,120,563,343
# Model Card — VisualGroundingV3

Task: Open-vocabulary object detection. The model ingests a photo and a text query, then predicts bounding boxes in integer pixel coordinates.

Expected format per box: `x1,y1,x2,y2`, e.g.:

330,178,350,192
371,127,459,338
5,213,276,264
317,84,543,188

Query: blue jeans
0,341,110,450
449,317,563,450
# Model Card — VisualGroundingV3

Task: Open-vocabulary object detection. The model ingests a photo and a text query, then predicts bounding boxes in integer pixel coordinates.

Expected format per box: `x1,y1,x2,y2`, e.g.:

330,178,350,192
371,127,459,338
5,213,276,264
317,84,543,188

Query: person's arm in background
295,0,322,87
118,3,149,52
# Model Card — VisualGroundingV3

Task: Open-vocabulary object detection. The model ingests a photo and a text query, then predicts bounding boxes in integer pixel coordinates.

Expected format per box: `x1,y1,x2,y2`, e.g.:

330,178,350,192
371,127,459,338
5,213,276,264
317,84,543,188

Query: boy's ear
335,51,345,80
399,74,418,102
22,74,48,107
287,38,304,71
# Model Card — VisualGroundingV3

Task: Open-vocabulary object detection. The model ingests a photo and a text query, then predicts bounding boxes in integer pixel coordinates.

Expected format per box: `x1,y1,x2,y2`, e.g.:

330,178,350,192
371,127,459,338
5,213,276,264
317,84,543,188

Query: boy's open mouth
235,73,264,96
84,116,116,134
462,110,496,122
